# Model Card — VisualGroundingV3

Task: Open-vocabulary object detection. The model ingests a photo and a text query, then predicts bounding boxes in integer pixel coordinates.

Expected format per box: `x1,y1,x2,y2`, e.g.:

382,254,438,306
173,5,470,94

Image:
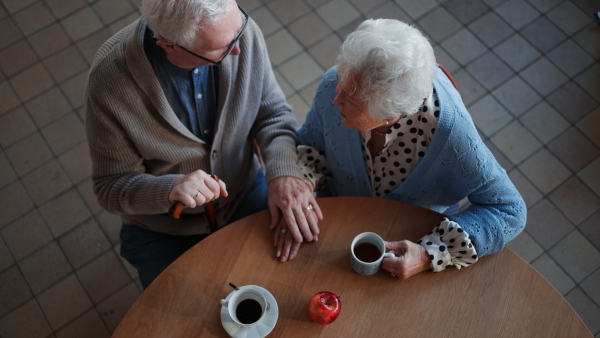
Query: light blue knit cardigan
297,67,526,257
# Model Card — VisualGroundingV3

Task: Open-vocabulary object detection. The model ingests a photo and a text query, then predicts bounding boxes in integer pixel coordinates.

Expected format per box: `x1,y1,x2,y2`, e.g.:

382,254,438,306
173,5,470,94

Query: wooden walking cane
168,174,220,233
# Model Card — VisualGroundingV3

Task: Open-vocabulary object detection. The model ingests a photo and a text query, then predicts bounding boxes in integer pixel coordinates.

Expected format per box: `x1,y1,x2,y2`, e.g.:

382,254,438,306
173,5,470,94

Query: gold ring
391,273,396,277
305,204,314,211
281,228,287,234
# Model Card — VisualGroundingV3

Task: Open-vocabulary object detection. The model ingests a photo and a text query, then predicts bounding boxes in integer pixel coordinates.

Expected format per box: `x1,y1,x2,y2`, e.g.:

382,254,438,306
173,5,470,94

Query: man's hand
381,240,432,280
268,176,323,258
169,170,228,208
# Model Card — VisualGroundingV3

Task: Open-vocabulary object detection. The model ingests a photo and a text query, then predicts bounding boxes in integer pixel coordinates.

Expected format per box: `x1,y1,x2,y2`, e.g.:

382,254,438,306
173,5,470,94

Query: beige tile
565,287,600,335
0,0,37,14
60,70,88,108
494,0,540,30
0,237,13,271
76,178,101,214
55,309,110,338
468,12,514,48
272,68,293,97
433,45,460,74
493,34,541,72
350,0,386,15
278,52,323,91
486,140,514,172
37,274,93,330
0,18,22,49
519,148,571,194
417,6,462,41
0,266,33,318
508,168,543,208
288,12,331,48
43,46,89,83
550,230,600,283
41,112,86,155
27,23,72,58
77,250,131,303
578,157,600,197
531,253,575,295
0,81,21,115
12,2,55,36
307,33,342,69
549,176,600,226
288,93,310,126
441,28,487,66
0,299,52,338
1,210,52,260
45,0,87,19
452,69,486,107
506,230,543,263
25,87,72,128
365,2,411,23
107,12,139,35
250,6,281,37
39,189,91,238
394,0,437,20
60,7,103,41
239,0,261,12
265,29,303,66
96,209,121,245
526,198,574,249
299,78,321,105
0,181,34,227
5,132,53,175
0,40,38,76
576,107,600,148
0,107,36,147
58,218,110,269
547,1,592,36
21,160,70,206
96,282,140,333
548,127,600,173
491,76,541,117
466,51,514,91
0,150,17,188
519,101,569,144
491,120,542,165
268,0,311,25
58,142,91,184
76,28,112,63
317,0,360,30
92,0,135,25
547,81,597,124
574,62,600,102
9,63,55,101
18,242,72,293
468,94,514,137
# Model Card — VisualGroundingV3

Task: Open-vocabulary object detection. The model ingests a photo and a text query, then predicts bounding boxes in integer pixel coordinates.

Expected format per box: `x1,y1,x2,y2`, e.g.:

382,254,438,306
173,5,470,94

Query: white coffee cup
350,232,395,275
220,287,268,326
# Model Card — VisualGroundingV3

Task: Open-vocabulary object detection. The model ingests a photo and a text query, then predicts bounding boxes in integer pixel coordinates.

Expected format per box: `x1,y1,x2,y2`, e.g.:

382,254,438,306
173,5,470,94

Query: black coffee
354,242,382,263
235,299,262,324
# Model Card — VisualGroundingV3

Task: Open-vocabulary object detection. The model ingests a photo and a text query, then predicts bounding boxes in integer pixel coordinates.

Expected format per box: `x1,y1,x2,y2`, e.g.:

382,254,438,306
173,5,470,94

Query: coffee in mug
235,298,262,324
350,232,395,275
220,287,268,326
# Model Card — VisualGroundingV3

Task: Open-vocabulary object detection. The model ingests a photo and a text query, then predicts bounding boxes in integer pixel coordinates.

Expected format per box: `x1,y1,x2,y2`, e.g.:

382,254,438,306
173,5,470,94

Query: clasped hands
169,170,228,208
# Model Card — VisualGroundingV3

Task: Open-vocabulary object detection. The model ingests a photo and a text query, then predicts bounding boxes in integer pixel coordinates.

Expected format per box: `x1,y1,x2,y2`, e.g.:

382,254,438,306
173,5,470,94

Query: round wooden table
112,197,592,337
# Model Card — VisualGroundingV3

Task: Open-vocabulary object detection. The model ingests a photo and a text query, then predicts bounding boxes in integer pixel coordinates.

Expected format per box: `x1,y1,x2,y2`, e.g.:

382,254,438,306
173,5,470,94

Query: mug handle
220,299,229,307
383,252,395,259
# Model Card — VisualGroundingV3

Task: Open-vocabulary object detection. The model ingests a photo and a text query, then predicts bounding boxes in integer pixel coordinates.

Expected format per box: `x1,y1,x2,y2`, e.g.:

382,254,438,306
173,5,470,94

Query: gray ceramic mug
350,232,395,275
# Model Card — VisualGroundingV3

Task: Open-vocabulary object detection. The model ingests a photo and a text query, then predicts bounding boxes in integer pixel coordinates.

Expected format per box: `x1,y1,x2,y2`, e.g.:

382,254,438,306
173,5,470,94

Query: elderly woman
277,19,526,279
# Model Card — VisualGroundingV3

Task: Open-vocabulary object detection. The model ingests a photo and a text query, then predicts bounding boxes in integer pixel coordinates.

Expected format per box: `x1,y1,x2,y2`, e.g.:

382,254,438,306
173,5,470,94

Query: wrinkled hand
169,170,228,208
381,240,431,280
268,176,323,260
272,219,302,262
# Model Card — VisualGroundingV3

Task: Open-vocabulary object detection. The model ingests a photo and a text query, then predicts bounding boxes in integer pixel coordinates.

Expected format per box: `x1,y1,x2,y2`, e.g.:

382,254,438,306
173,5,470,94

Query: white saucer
220,285,278,338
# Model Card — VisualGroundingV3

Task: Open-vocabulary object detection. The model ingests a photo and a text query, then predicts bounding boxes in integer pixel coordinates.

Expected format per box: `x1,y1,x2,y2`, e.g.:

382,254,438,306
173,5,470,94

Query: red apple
307,291,341,325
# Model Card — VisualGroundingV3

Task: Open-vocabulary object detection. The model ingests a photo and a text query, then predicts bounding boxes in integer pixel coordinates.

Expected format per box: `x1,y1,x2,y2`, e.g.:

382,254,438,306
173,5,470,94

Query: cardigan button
212,150,217,159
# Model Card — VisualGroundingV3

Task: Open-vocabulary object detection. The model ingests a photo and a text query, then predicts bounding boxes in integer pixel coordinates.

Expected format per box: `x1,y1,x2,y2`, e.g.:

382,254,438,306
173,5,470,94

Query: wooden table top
113,197,592,337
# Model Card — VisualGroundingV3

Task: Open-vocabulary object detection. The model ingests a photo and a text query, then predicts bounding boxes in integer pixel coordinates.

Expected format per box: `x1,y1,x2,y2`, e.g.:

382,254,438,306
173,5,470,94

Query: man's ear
155,39,176,51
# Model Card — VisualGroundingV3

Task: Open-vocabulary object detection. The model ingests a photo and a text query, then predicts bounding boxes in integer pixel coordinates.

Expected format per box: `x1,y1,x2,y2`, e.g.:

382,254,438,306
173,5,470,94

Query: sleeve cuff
418,218,478,273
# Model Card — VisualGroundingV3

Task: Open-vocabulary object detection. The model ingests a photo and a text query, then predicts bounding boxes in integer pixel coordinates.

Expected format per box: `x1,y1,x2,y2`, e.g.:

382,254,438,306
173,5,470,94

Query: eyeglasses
177,4,249,66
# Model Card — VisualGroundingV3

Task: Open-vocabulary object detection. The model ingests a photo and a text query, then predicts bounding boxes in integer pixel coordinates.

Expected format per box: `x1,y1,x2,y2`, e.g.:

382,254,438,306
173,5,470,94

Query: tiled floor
0,0,598,336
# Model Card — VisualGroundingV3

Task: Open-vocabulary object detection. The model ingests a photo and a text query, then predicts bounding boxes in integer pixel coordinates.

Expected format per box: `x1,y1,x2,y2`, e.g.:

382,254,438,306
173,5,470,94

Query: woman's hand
381,240,432,280
272,219,302,262
168,170,228,208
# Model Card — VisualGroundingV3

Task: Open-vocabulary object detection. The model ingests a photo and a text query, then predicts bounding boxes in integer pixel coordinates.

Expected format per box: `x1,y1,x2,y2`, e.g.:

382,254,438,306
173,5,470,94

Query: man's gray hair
337,19,437,120
141,0,232,48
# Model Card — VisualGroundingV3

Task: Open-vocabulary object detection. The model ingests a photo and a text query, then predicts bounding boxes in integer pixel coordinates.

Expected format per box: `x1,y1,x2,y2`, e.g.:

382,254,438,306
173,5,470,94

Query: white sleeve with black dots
297,145,331,191
418,218,478,272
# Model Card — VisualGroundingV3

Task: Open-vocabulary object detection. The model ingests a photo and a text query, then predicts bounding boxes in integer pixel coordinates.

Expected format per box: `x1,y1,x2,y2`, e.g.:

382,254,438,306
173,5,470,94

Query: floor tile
239,0,262,12
365,2,411,23
55,309,110,338
493,34,541,72
287,12,331,48
18,241,72,294
273,68,293,97
75,28,112,64
350,0,386,15
574,62,600,101
434,45,460,74
491,120,542,164
0,107,36,148
519,148,571,194
58,218,110,269
546,1,592,36
521,16,567,53
12,2,54,36
96,282,140,333
95,209,121,246
5,132,53,175
317,0,361,31
577,108,600,148
335,16,365,41
288,93,310,125
508,168,543,208
0,81,21,115
278,52,323,91
37,274,93,330
548,127,600,172
491,75,541,117
531,253,575,295
43,46,89,83
307,33,342,69
298,79,321,106
581,268,600,308
1,210,52,260
58,142,91,184
0,299,52,338
494,0,540,30
573,23,600,57
441,0,490,24
468,94,514,137
547,39,594,78
25,87,72,128
60,70,88,109
579,210,600,252
505,230,543,263
304,0,330,10
519,101,569,144
468,11,514,48
578,157,600,197
21,159,71,206
0,0,37,14
60,7,103,42
268,0,311,25
547,81,598,124
0,17,22,50
41,113,86,155
26,23,72,59
0,180,35,227
525,198,574,249
39,189,91,239
9,63,55,101
0,151,17,189
550,176,600,225
441,28,487,66
76,250,131,303
520,57,568,97
549,230,600,282
394,0,438,20
466,51,514,90
44,0,87,19
264,29,302,66
0,265,33,318
417,6,462,42
76,178,102,215
92,0,135,25
0,238,13,272
526,0,562,13
251,6,282,38
0,40,38,77
565,287,600,335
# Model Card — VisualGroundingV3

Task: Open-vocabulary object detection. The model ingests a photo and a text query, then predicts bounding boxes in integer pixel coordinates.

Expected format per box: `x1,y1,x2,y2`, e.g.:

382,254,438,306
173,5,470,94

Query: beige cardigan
85,17,302,235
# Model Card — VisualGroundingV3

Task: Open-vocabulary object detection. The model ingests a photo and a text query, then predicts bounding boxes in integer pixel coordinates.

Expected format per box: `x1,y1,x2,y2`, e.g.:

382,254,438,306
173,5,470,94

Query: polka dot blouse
298,89,478,272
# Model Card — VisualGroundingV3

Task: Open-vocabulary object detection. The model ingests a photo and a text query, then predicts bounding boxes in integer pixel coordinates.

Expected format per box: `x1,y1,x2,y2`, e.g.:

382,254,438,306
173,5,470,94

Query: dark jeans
120,170,268,289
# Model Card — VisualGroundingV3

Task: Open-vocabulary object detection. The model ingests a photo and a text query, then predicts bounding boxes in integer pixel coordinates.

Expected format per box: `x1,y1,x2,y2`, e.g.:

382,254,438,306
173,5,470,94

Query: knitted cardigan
85,18,302,235
297,67,526,257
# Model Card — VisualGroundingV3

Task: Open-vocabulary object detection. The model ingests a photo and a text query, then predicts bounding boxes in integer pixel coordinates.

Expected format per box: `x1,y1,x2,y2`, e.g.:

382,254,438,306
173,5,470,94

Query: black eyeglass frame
177,4,249,66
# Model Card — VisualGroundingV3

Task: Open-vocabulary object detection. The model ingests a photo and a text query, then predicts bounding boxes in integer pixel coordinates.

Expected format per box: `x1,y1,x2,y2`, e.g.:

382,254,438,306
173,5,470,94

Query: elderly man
85,0,320,288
